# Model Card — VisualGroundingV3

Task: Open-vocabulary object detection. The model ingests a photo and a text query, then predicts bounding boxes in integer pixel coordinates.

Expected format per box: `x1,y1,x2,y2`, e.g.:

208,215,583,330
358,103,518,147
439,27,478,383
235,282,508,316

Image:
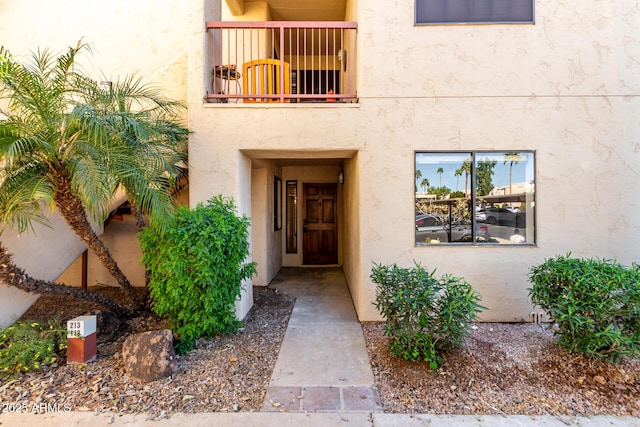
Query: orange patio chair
242,58,290,103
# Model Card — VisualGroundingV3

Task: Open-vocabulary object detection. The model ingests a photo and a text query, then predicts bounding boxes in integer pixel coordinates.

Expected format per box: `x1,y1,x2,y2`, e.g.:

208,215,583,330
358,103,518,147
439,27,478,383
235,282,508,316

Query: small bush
140,196,257,353
528,254,640,362
0,318,67,377
371,262,484,369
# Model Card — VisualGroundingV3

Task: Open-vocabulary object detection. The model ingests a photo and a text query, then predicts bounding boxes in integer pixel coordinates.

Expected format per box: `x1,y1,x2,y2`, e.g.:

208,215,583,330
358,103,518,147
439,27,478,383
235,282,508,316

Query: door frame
302,183,339,265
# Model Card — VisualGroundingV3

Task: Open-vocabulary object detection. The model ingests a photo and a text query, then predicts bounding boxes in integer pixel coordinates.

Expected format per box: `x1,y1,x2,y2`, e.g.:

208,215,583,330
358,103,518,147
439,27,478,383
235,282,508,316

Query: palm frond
2,39,189,236
1,49,68,141
104,74,187,118
0,161,55,233
65,138,119,222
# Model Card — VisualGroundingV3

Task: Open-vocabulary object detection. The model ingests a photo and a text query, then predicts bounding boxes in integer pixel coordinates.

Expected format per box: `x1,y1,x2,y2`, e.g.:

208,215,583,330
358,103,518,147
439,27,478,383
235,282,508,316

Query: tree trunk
129,201,151,303
0,244,131,317
129,201,147,232
53,176,142,311
464,172,469,197
509,164,513,195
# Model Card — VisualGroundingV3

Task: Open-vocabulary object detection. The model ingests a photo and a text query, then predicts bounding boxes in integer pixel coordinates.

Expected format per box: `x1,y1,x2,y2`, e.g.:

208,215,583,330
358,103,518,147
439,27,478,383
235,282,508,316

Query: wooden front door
303,184,338,264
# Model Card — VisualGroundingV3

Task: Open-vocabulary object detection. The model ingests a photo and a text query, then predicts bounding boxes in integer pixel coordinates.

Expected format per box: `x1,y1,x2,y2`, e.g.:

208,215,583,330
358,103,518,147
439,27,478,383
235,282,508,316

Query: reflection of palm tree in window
476,159,497,196
415,169,422,193
437,167,444,187
504,152,521,195
420,178,429,194
456,159,471,197
454,168,462,191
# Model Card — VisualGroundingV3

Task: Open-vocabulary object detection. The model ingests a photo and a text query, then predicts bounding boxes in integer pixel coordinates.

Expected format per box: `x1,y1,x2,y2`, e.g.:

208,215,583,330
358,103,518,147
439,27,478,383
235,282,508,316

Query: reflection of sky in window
416,152,534,190
416,153,470,165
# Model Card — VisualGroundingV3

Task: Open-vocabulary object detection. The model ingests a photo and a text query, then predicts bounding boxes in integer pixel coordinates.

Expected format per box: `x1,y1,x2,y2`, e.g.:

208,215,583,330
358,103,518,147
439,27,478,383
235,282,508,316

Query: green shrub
140,196,257,353
0,318,67,377
528,254,640,362
371,262,484,369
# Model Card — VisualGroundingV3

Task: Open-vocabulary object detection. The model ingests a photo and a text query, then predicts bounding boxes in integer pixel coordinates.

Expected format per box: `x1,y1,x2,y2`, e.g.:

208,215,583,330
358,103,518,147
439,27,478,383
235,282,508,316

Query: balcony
205,21,357,104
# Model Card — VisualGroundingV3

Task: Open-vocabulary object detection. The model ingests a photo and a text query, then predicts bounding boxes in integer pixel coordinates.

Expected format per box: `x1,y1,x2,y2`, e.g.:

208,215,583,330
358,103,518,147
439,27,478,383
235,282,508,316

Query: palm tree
457,159,472,197
415,169,422,193
437,167,444,187
0,42,188,314
0,245,130,316
503,152,521,195
420,178,429,194
454,169,462,191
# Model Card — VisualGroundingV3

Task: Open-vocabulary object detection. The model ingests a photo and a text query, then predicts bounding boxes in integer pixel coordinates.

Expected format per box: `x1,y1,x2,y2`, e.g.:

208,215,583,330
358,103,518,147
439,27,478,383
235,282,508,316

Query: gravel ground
363,322,640,416
3,286,294,419
4,287,639,417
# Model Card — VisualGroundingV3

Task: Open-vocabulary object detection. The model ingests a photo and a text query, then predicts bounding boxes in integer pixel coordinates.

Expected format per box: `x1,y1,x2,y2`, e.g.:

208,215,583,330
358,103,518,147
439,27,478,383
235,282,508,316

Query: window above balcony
205,21,357,104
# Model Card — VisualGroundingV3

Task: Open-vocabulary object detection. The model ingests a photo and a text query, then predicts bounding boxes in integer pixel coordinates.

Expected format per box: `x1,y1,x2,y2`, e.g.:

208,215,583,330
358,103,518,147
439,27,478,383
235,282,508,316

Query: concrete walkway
261,267,383,412
2,412,639,426
2,267,639,426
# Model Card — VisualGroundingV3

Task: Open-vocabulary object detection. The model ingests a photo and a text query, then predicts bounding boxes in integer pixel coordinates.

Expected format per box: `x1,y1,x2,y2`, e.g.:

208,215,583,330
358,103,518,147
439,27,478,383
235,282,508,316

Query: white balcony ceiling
228,0,347,21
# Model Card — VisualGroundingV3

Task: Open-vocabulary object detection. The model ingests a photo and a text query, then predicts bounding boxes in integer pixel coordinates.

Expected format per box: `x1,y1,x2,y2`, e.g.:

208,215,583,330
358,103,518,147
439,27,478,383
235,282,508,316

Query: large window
416,0,535,25
415,151,535,245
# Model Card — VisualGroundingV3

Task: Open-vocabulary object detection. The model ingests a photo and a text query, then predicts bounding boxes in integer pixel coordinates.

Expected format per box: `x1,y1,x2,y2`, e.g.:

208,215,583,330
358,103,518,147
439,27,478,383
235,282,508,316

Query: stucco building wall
1,0,189,92
189,0,640,322
349,0,639,320
1,0,638,326
251,162,283,287
0,215,88,328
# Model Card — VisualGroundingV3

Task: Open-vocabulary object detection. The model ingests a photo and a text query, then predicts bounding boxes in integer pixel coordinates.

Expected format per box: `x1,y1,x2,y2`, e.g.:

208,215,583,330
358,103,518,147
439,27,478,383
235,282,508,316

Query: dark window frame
285,180,298,253
274,176,282,231
415,150,536,246
415,0,535,25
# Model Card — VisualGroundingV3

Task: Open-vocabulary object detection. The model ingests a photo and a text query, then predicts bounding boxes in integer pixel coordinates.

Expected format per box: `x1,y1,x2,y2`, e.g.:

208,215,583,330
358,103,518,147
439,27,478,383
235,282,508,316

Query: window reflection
415,151,535,245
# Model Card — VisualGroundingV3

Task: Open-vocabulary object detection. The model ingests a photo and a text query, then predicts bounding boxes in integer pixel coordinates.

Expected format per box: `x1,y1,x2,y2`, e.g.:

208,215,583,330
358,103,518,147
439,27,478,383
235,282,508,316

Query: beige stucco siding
360,1,637,99
1,0,638,326
341,154,363,316
185,0,640,322
1,0,189,93
251,161,283,286
0,215,88,327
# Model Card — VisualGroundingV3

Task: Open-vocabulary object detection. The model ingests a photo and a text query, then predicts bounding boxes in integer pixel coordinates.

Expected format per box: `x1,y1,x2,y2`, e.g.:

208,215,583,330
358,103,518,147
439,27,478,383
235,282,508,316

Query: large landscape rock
122,329,177,382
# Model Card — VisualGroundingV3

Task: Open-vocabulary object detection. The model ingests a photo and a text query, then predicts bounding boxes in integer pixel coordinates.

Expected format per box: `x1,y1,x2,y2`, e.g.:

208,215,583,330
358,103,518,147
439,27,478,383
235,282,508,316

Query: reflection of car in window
416,214,442,228
484,207,525,227
475,208,487,222
416,214,492,244
415,214,447,243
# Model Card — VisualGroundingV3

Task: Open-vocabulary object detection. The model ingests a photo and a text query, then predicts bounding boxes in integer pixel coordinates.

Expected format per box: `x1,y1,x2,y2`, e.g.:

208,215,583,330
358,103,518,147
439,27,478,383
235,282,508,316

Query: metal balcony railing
205,21,357,104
